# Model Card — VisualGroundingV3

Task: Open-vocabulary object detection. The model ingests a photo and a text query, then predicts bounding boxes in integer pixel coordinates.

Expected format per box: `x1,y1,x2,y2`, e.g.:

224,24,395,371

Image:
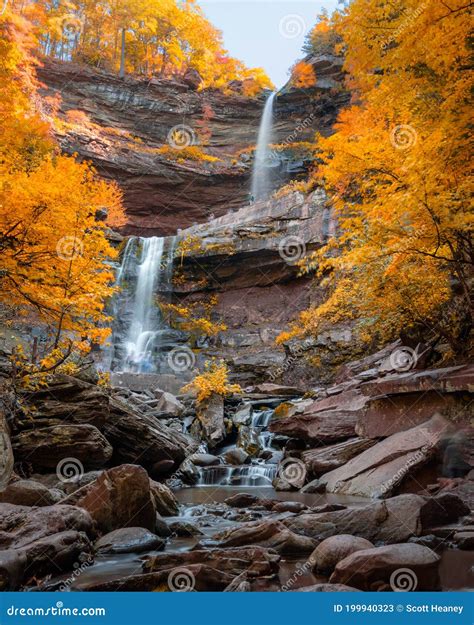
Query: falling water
196,407,280,487
106,236,177,372
251,92,277,202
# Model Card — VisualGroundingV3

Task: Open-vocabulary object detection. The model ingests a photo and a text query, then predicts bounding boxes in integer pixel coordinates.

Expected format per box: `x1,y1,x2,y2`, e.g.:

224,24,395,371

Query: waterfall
196,407,281,487
107,235,176,372
251,92,277,202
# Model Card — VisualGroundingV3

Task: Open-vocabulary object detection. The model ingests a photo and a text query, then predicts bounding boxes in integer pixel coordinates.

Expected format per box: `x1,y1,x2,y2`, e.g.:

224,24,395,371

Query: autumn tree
0,12,125,375
289,60,316,89
281,2,473,356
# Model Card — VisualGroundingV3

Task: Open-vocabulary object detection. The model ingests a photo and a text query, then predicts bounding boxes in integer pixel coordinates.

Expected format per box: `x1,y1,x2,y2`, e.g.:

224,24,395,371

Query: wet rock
149,480,179,516
143,546,280,579
177,458,200,485
155,516,172,538
95,527,164,554
0,480,60,507
21,530,93,580
224,493,260,508
272,501,308,514
223,571,251,592
61,464,156,532
311,535,374,573
195,394,225,449
318,415,452,498
12,424,113,470
330,543,441,591
189,453,221,467
215,521,317,555
301,438,376,477
0,503,93,549
149,459,175,478
222,448,250,465
81,564,234,592
168,521,203,537
301,479,326,493
453,531,474,549
0,550,26,590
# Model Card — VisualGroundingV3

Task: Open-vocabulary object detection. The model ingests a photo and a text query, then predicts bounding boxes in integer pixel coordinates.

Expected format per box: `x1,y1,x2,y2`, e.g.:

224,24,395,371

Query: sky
200,0,343,88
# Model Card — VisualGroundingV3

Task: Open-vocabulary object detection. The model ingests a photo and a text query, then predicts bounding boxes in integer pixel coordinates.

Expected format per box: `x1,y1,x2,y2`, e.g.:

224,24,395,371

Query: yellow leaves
156,145,220,163
182,360,241,404
279,1,471,352
289,61,316,89
160,297,227,338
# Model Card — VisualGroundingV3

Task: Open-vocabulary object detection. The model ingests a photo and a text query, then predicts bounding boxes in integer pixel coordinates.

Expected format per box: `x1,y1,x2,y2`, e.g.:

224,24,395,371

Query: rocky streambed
0,347,473,593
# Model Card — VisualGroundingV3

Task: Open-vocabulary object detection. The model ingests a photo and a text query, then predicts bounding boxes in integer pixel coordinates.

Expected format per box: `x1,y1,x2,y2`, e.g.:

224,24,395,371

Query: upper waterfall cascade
251,92,277,202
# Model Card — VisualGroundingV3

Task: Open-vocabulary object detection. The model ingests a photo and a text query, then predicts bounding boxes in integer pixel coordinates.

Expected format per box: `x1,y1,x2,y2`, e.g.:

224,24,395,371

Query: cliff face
37,56,347,235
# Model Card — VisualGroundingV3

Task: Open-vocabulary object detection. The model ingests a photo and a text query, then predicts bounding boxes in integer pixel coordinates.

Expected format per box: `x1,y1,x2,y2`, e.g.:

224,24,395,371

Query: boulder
61,464,156,532
318,415,452,498
95,527,164,554
272,501,307,514
0,550,26,590
0,479,60,507
0,503,93,585
12,424,113,470
330,543,441,591
419,493,470,529
232,403,253,426
301,438,376,477
311,535,374,572
189,453,221,467
223,448,250,465
196,394,225,449
155,391,185,416
20,530,93,580
80,564,234,592
285,494,454,544
143,546,280,579
168,521,203,537
225,493,260,508
149,480,179,516
18,375,193,473
214,521,317,555
0,503,93,549
270,409,357,443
